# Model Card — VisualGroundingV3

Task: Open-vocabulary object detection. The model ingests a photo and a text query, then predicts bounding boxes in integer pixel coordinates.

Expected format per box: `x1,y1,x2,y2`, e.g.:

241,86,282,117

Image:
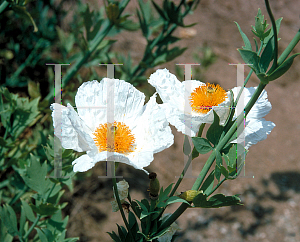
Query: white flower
231,86,275,149
51,79,174,174
148,68,231,137
158,213,181,242
111,180,129,212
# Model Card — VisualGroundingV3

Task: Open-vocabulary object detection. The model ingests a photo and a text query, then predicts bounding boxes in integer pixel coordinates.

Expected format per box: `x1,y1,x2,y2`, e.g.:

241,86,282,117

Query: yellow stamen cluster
93,121,135,154
190,83,227,114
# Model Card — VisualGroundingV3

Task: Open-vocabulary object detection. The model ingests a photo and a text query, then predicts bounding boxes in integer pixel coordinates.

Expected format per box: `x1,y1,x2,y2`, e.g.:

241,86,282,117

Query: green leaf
21,199,36,222
165,196,191,206
166,47,187,62
267,53,300,81
31,202,59,216
238,49,260,73
107,231,122,242
191,137,213,154
0,219,13,242
200,170,215,195
151,0,167,20
0,204,19,237
218,164,229,179
21,155,52,198
234,21,252,50
117,224,126,241
264,17,283,45
206,111,223,146
259,36,275,73
193,193,242,208
157,183,174,207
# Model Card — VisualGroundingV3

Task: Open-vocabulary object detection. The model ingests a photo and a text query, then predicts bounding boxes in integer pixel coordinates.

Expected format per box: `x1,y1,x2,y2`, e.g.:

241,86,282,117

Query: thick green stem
277,29,300,65
159,83,267,233
265,0,278,72
112,174,134,240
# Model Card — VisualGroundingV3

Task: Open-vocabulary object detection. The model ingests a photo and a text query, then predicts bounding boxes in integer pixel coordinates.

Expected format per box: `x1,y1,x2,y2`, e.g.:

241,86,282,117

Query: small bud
106,3,120,24
178,190,203,202
149,172,160,199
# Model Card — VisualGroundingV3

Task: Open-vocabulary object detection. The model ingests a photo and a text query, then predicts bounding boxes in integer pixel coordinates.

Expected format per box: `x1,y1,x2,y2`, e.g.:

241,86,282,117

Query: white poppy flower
110,180,129,212
148,68,231,137
158,213,181,242
231,86,275,149
50,79,174,174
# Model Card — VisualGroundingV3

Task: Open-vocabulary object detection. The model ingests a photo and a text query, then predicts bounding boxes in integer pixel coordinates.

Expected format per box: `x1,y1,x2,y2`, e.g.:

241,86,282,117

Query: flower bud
178,190,203,202
149,172,160,199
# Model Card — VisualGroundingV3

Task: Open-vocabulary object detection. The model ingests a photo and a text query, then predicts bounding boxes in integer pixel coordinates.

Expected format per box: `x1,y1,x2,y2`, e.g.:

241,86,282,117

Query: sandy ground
62,0,300,241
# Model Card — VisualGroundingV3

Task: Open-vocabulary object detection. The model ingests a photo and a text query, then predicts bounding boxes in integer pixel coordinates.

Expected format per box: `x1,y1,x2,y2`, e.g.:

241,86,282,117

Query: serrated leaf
206,111,223,146
193,193,242,208
21,155,51,198
234,21,252,50
191,137,213,154
31,202,59,216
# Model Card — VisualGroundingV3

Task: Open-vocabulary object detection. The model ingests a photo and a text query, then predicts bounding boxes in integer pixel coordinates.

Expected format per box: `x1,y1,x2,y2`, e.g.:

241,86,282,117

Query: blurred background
1,0,300,241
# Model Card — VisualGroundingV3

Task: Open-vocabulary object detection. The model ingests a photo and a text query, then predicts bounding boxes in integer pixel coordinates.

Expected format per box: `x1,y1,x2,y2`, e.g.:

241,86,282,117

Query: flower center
189,83,227,114
93,121,135,153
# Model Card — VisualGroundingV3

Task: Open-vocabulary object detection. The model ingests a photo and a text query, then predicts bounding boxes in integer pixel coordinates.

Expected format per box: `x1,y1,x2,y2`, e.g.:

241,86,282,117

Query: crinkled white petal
75,79,145,131
72,154,97,172
232,86,272,119
158,213,181,242
50,103,95,152
244,118,275,149
148,69,230,136
53,79,174,174
133,93,174,154
231,87,275,149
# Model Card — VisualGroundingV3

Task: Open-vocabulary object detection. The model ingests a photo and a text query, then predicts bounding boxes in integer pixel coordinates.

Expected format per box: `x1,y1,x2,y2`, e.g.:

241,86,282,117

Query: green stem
234,41,263,108
265,0,278,72
112,174,134,240
169,124,205,198
0,1,9,14
277,29,300,65
207,177,226,196
158,82,267,233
